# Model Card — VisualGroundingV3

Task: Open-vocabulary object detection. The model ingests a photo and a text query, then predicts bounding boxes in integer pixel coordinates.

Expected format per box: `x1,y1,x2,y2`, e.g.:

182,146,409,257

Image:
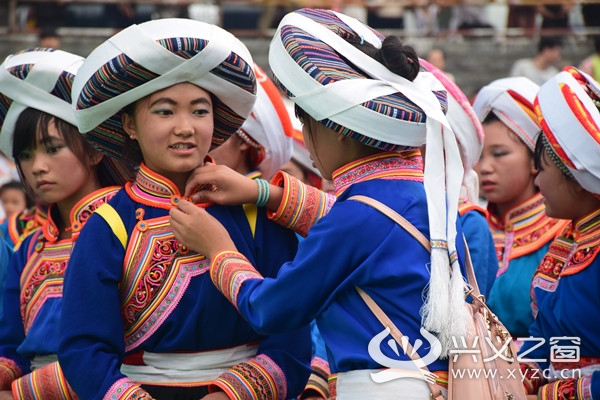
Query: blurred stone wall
0,30,594,99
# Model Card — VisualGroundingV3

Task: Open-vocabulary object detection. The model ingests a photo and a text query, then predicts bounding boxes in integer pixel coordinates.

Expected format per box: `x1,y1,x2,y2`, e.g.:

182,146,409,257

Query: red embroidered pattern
210,251,261,309
333,151,424,196
12,361,77,399
269,172,333,238
215,354,286,400
20,243,70,333
20,188,119,333
120,216,209,351
539,377,577,400
0,357,21,390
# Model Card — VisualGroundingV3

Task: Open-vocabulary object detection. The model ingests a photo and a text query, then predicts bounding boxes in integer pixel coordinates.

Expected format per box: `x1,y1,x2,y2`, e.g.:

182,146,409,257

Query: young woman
0,48,134,398
472,77,568,339
58,19,311,400
520,66,600,399
171,9,471,399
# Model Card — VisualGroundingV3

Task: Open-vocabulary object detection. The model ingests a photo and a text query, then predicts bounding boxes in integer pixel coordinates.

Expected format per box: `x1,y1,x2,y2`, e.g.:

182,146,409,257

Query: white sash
334,369,446,400
120,343,259,385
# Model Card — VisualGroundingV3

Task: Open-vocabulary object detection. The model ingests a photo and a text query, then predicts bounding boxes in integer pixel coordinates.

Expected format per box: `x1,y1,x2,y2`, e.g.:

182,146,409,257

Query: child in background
520,67,600,399
472,76,568,339
0,48,134,398
172,8,470,399
58,18,311,400
0,180,31,222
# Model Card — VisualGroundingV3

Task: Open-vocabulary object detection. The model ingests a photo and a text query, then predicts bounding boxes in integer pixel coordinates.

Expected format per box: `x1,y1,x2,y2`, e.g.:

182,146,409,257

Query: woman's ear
122,113,136,141
90,151,104,166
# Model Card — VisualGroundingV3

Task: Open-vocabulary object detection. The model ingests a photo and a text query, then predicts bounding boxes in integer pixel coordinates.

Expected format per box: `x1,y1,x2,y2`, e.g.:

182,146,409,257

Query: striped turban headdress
472,76,540,151
420,59,484,205
238,63,293,179
535,66,600,196
72,18,257,164
270,8,469,354
0,48,134,185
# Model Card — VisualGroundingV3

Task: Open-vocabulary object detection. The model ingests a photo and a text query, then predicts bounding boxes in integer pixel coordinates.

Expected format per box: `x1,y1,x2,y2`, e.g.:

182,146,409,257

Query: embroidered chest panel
120,215,209,351
531,218,600,316
20,240,72,334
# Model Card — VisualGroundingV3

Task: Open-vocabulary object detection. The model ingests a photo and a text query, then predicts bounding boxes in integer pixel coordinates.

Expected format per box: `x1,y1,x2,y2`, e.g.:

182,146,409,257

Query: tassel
421,248,452,354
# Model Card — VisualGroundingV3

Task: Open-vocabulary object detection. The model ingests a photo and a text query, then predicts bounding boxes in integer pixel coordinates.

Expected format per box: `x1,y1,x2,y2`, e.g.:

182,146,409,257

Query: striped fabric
271,8,447,151
11,361,77,400
0,48,135,185
0,48,80,155
73,18,257,165
535,66,600,196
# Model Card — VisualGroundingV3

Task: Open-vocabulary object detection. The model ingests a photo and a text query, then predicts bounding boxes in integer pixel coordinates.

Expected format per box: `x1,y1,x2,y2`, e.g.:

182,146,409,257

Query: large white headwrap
536,67,600,195
0,49,84,156
472,77,540,151
240,64,293,179
72,18,257,163
270,9,470,354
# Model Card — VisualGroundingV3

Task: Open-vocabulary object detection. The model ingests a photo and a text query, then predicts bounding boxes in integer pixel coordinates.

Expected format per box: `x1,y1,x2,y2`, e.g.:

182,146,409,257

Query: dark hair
12,108,117,193
538,36,562,53
533,131,575,182
295,35,420,131
349,35,420,82
39,26,59,41
0,179,35,209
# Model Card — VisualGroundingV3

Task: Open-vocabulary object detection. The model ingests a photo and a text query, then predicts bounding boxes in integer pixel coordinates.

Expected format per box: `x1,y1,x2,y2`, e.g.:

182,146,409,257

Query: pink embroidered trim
20,241,71,333
104,377,154,400
215,354,286,400
210,251,262,310
122,217,210,351
332,151,424,196
268,172,334,238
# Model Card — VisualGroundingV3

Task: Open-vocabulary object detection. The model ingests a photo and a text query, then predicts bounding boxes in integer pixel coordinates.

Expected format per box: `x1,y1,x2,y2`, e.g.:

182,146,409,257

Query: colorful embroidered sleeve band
268,171,334,237
212,354,286,400
210,251,262,310
11,362,77,400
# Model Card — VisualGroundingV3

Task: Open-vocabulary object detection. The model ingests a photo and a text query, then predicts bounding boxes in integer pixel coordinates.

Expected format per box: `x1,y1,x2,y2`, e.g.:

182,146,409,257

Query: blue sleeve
310,321,327,361
0,234,31,375
59,212,129,400
459,210,497,298
0,237,13,313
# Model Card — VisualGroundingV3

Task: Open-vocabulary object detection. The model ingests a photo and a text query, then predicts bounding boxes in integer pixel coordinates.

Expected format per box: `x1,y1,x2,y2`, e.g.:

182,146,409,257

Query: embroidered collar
564,206,600,242
126,163,182,209
332,150,424,197
488,192,546,231
41,186,120,243
487,192,568,268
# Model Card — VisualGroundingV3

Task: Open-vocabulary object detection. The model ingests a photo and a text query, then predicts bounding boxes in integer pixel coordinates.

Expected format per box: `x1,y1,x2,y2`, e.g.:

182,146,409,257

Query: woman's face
123,82,214,190
17,119,98,210
534,151,581,220
475,120,538,211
